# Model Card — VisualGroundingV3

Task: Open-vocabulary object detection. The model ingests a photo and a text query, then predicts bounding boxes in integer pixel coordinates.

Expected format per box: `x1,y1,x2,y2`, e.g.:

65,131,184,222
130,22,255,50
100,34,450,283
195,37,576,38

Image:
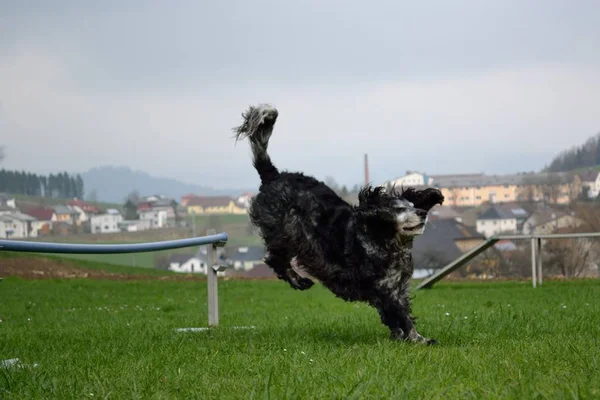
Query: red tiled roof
137,202,153,211
23,206,54,221
68,199,100,213
187,196,234,208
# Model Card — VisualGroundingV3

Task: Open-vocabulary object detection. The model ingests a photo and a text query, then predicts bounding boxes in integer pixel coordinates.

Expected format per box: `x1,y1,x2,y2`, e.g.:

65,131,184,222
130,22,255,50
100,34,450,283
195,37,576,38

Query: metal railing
0,229,229,327
416,232,600,290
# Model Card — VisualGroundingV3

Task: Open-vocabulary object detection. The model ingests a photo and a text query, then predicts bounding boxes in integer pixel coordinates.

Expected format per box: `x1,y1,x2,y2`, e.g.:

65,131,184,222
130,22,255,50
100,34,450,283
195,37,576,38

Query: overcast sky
1,1,599,189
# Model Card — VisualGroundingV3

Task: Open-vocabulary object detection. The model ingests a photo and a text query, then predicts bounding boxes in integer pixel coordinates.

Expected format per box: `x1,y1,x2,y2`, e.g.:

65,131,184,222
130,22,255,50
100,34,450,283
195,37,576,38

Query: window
476,196,481,200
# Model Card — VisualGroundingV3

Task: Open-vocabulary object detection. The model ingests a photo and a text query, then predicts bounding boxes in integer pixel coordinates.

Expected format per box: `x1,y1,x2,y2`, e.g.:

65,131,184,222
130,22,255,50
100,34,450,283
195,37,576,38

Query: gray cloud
1,0,599,190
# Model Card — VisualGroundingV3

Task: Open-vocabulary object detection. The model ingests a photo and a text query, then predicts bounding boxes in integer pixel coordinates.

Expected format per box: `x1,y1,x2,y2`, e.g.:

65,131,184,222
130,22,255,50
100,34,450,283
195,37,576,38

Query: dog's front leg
374,297,436,345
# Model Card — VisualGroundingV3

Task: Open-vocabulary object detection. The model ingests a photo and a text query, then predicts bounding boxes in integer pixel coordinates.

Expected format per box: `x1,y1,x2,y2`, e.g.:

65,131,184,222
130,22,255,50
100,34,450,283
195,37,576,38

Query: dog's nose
416,209,427,218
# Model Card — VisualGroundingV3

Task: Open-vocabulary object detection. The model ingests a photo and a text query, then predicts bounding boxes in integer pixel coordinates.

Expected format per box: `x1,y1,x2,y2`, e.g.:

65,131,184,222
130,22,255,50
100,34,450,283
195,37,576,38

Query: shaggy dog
233,104,444,344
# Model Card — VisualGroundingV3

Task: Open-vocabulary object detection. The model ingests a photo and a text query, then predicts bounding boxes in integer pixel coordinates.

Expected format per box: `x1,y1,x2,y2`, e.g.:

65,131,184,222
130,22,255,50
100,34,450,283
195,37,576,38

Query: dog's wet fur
233,104,444,344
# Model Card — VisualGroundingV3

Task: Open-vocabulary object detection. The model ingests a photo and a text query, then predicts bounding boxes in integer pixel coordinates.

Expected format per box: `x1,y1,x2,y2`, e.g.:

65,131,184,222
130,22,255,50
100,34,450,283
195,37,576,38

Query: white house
139,209,168,229
384,171,432,188
475,206,519,238
236,193,254,209
0,212,36,239
68,199,101,225
0,193,16,209
577,169,600,199
168,247,227,276
522,210,581,235
90,209,123,234
227,246,266,271
119,219,152,232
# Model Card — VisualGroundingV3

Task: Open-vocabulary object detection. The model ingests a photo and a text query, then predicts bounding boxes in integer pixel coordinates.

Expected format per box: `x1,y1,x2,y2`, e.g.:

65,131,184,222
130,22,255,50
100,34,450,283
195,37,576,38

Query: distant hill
81,166,251,203
545,132,600,172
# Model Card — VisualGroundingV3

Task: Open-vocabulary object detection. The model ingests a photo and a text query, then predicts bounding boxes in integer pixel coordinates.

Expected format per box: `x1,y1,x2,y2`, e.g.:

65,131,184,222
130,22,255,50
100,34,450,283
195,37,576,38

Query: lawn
1,273,599,398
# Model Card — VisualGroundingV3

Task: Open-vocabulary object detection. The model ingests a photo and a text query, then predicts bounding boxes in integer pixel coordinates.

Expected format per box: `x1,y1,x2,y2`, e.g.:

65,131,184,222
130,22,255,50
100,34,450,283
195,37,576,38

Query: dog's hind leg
265,248,314,291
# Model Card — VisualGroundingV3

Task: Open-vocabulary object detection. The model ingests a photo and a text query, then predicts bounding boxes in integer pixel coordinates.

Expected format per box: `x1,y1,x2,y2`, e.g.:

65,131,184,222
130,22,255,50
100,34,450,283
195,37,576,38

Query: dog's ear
401,187,444,211
358,185,390,208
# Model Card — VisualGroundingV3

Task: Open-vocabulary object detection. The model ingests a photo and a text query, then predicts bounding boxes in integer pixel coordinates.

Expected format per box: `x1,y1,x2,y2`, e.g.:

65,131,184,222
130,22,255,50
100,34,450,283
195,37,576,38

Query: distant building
384,171,433,188
139,209,168,229
382,171,581,207
168,246,227,275
90,209,123,234
68,198,101,225
22,206,55,237
522,209,581,235
186,196,246,215
119,219,152,232
475,205,529,237
52,205,79,225
577,169,600,198
226,246,266,271
0,212,36,239
0,193,16,209
236,193,255,209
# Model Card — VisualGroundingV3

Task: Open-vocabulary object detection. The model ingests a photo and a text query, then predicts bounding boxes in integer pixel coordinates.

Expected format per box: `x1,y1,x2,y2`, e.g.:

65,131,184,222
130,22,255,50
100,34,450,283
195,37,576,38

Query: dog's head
356,185,442,242
391,197,428,236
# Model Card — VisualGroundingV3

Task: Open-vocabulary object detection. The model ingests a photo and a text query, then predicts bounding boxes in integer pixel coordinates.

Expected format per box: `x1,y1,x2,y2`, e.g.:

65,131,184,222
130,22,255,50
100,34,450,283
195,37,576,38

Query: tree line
0,169,84,199
545,132,600,172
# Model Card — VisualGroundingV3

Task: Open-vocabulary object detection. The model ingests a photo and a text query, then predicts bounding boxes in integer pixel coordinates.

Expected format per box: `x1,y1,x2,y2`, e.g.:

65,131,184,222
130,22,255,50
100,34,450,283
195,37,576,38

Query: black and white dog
233,104,444,344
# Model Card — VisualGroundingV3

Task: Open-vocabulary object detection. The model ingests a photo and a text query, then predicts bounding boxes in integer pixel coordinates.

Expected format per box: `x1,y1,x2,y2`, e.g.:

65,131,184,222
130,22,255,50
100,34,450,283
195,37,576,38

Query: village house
22,206,55,236
384,171,433,188
185,196,246,215
0,193,16,209
522,209,582,235
576,169,600,199
90,209,123,234
226,246,266,271
0,212,36,239
68,198,101,225
383,171,581,207
139,209,168,229
475,205,529,237
168,246,227,275
428,205,464,223
52,205,79,225
119,219,152,232
236,193,254,209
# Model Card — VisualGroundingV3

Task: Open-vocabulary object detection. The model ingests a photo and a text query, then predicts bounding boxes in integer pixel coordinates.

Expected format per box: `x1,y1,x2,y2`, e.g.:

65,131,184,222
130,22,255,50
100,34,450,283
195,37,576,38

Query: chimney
364,153,369,186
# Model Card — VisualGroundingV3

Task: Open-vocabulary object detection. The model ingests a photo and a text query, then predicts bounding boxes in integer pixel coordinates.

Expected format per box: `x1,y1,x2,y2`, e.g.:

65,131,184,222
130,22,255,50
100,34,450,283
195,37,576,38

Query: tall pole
364,153,369,186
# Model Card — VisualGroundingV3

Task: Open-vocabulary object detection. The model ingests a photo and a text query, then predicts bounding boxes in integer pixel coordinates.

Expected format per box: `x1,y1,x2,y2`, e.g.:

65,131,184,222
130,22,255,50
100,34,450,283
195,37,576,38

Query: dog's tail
233,104,280,184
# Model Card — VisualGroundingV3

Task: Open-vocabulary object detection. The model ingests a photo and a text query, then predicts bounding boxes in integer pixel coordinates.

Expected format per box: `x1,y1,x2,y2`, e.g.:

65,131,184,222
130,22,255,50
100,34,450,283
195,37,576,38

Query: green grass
1,276,599,398
13,194,120,210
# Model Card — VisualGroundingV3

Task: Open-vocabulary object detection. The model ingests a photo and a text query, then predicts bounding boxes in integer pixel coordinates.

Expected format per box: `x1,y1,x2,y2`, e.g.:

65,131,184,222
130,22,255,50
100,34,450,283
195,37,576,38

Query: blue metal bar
0,233,229,254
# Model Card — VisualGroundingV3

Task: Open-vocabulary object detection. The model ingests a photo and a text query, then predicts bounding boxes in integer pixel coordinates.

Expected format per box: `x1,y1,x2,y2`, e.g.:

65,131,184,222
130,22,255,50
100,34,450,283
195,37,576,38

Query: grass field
1,265,599,399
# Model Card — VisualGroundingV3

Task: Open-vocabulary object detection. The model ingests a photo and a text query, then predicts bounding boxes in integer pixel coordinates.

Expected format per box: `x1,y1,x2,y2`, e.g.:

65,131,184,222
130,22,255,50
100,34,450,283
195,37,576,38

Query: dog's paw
290,276,315,291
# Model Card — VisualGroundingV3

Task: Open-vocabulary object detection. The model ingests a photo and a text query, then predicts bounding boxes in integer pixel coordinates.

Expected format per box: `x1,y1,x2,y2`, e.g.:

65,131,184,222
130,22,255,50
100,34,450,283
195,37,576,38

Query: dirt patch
0,257,206,281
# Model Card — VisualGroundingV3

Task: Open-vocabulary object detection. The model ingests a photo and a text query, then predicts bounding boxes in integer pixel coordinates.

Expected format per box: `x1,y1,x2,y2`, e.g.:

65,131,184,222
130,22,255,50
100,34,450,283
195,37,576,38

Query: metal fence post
207,229,219,327
536,238,543,286
530,236,537,288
